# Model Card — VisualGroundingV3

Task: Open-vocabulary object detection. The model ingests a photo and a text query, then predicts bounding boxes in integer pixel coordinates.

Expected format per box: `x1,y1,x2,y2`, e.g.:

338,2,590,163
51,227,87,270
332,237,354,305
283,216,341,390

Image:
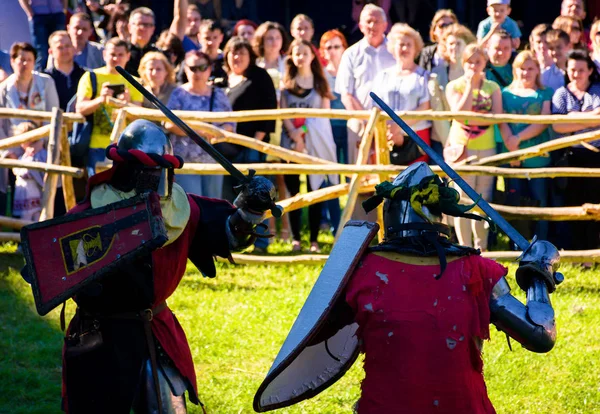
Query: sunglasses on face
326,45,342,51
187,63,210,72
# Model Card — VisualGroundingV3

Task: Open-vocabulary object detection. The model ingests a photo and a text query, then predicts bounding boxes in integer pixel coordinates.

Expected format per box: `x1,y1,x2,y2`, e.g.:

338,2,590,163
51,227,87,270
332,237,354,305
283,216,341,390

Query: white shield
254,221,379,412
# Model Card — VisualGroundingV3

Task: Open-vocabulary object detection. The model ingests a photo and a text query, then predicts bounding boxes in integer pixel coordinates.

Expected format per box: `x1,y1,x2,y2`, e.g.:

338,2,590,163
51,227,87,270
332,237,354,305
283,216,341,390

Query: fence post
59,123,76,210
39,108,63,221
336,108,380,242
373,117,390,242
110,108,128,143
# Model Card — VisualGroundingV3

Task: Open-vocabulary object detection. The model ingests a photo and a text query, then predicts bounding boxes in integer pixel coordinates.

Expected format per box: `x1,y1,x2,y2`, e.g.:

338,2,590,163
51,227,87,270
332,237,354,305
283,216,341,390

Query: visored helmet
384,162,445,239
106,120,184,198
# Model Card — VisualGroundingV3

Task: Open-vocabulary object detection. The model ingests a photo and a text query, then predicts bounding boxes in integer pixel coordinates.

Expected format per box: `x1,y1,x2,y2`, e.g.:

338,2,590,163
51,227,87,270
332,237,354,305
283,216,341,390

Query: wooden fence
0,106,599,262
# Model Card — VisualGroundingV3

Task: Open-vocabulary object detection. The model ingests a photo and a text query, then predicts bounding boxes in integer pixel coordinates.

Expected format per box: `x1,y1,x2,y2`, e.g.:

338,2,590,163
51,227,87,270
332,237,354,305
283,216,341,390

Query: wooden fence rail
122,107,600,125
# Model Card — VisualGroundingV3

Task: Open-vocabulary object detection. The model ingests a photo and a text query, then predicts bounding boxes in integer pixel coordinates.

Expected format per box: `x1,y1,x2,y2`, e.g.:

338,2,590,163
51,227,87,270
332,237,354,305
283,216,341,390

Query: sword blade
370,92,530,251
115,66,248,184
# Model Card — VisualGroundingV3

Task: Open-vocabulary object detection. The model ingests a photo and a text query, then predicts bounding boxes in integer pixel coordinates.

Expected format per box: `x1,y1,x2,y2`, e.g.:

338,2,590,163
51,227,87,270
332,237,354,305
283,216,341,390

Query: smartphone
107,84,125,96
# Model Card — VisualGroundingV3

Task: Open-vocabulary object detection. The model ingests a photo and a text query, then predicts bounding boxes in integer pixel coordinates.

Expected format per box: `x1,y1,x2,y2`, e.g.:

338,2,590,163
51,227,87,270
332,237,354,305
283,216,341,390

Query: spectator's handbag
67,72,97,168
444,124,490,164
443,143,467,164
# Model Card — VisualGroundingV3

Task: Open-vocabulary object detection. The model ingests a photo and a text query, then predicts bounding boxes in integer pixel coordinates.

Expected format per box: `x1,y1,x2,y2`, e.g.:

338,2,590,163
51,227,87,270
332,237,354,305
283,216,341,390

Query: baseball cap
488,0,510,5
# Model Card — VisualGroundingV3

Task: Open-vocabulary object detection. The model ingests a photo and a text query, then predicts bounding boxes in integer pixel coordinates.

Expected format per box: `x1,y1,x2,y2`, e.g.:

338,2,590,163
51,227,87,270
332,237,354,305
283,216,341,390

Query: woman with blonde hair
500,50,553,241
419,9,458,71
552,15,585,49
138,51,178,107
445,43,502,251
371,23,432,165
432,23,477,88
590,20,600,70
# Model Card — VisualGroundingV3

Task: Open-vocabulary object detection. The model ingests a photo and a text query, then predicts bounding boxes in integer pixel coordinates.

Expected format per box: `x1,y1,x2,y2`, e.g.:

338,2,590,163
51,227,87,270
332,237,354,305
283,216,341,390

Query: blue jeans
331,123,348,164
29,13,66,70
87,148,107,178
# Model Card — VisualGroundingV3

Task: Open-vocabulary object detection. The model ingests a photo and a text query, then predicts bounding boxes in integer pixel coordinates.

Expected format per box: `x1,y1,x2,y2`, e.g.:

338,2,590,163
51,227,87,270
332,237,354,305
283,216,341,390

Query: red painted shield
21,193,168,315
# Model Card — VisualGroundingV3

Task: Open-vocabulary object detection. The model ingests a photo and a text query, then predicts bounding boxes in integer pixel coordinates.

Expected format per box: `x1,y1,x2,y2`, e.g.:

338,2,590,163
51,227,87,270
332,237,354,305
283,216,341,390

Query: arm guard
489,276,556,353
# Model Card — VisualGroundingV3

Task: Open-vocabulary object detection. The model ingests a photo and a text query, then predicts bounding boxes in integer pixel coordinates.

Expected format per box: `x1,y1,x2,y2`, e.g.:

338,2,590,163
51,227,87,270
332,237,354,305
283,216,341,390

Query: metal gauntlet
226,175,281,250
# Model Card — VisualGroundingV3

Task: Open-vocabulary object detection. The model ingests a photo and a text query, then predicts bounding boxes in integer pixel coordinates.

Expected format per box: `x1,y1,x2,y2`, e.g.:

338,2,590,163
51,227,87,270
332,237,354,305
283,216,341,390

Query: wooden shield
254,221,379,412
21,193,168,316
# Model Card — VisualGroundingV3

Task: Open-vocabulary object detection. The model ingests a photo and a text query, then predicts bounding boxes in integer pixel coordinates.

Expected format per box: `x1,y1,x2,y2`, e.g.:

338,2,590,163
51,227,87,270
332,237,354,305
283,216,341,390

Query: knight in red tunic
41,120,273,413
254,162,563,413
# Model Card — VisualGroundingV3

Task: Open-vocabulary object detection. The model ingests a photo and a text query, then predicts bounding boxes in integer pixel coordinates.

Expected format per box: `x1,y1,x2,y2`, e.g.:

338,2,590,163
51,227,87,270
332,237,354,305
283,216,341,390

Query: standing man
75,37,143,176
126,7,160,77
198,19,227,86
45,31,86,111
18,0,67,70
63,13,105,70
335,4,395,164
169,0,203,53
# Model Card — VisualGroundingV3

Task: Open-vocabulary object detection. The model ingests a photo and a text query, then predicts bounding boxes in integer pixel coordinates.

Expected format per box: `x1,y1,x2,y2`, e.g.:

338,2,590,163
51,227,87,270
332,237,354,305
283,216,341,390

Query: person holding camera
75,37,143,177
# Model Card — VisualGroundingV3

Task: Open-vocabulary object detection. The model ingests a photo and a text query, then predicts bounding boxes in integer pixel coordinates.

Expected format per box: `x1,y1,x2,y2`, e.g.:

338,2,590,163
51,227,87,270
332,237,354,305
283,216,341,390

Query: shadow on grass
0,252,64,414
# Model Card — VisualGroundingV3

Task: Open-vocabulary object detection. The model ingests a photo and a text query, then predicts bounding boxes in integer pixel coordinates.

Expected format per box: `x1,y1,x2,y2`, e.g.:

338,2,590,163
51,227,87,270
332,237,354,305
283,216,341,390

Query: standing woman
138,51,178,107
432,24,477,89
500,51,553,241
224,37,277,253
552,16,586,50
590,20,600,71
371,23,432,165
0,42,59,214
223,36,277,199
320,29,349,163
419,9,458,72
445,44,502,251
254,21,291,241
281,39,340,252
552,49,600,251
165,51,235,199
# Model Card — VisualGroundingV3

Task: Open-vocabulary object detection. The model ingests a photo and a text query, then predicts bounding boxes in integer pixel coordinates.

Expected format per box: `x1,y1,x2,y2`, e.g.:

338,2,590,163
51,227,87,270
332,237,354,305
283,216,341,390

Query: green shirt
501,87,553,168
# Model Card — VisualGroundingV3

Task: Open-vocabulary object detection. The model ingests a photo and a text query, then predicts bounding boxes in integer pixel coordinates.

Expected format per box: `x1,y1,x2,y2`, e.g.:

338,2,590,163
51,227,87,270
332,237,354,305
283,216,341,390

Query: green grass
1,239,599,414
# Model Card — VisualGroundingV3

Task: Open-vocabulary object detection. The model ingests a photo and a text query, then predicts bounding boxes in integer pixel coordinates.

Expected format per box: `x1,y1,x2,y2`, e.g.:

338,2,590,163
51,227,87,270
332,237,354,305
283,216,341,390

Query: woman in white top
371,23,431,165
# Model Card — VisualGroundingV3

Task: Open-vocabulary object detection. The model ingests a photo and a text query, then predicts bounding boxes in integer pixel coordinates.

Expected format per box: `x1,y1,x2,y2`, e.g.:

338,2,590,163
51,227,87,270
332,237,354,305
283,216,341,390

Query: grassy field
1,239,599,414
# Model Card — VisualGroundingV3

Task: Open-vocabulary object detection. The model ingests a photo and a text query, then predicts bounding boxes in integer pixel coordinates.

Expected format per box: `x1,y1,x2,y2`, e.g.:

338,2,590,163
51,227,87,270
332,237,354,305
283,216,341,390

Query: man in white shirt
335,4,395,164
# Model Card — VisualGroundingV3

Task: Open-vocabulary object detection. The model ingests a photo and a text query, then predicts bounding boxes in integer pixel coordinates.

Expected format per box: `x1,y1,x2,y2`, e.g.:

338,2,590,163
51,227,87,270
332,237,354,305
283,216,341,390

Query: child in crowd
545,29,571,91
477,0,521,50
280,39,339,253
530,24,553,71
12,122,47,221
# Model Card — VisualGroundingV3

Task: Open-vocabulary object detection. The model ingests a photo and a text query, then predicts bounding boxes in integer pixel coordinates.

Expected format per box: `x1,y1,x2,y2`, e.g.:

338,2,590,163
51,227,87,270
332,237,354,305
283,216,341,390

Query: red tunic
345,252,507,414
62,168,235,411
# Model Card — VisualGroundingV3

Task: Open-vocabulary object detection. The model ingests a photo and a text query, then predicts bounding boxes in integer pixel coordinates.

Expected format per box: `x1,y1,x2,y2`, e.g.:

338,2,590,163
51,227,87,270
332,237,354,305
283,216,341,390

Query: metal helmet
117,119,174,159
109,120,180,199
383,162,444,240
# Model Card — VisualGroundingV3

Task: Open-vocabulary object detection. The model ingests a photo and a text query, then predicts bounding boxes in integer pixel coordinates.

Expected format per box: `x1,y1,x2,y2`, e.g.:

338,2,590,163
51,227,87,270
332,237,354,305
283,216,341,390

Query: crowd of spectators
1,0,599,256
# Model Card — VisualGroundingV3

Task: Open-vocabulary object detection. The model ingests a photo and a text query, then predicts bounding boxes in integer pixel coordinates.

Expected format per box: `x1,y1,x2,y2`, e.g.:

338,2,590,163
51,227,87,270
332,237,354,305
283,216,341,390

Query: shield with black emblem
253,220,379,412
21,192,168,316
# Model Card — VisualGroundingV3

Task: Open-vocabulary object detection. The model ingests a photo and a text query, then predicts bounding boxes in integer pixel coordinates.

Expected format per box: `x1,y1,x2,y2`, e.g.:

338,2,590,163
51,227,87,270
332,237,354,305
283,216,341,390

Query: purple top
167,86,235,163
30,0,64,15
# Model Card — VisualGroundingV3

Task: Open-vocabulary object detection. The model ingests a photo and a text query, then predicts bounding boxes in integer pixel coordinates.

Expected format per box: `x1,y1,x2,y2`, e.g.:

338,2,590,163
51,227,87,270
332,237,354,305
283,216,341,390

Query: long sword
370,92,530,251
116,66,282,217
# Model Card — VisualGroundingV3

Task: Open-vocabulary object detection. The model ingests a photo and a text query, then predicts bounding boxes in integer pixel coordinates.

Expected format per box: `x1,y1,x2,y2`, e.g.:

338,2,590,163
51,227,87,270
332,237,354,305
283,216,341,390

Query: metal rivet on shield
53,238,57,242
141,240,145,244
62,277,66,281
133,205,137,210
116,254,121,259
